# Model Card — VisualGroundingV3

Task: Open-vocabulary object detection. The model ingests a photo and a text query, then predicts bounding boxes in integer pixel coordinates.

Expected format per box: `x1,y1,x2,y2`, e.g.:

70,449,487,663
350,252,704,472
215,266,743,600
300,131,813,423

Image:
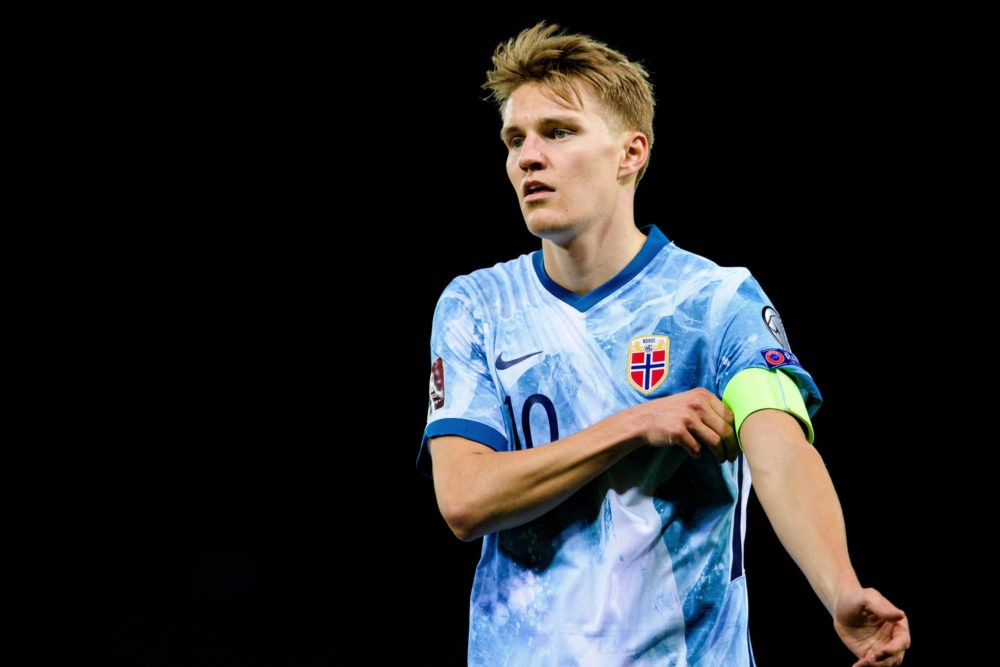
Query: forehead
501,81,606,127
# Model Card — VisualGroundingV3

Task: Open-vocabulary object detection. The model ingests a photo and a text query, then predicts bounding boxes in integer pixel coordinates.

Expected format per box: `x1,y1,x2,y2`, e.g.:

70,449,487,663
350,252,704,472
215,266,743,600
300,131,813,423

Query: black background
14,4,994,665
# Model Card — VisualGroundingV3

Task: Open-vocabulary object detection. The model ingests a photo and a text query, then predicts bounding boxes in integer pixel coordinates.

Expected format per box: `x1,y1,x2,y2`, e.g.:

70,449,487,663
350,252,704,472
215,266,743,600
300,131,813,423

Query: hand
834,587,910,666
637,388,738,463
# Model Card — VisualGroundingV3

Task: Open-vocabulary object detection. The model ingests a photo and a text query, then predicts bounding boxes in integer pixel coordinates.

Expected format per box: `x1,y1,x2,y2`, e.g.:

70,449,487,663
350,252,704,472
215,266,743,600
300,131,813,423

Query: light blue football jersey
419,225,822,666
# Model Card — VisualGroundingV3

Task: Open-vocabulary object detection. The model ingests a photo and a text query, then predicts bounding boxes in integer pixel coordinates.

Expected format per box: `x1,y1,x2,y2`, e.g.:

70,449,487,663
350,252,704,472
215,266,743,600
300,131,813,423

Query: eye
553,129,570,139
510,137,524,149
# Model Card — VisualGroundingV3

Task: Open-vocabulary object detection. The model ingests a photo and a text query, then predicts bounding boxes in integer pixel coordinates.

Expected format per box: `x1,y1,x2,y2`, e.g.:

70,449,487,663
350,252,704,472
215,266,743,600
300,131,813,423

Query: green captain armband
722,367,814,447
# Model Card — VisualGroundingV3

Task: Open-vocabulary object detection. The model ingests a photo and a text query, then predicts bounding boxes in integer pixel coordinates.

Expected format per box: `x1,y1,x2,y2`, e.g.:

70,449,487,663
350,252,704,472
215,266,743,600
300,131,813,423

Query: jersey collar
532,224,670,312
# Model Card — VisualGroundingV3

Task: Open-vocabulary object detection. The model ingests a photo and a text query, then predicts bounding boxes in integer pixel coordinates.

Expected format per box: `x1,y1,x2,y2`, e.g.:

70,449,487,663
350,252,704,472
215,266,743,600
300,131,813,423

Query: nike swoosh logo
495,350,543,370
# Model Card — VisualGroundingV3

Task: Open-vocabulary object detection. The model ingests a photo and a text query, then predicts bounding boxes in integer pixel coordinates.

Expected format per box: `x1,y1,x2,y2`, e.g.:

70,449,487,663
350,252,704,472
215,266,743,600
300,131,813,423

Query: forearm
431,409,644,541
742,410,860,615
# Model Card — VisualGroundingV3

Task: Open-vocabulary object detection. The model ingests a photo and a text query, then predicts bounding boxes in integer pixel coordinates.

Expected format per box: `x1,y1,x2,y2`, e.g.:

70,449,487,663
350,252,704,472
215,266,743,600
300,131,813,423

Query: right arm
429,387,737,541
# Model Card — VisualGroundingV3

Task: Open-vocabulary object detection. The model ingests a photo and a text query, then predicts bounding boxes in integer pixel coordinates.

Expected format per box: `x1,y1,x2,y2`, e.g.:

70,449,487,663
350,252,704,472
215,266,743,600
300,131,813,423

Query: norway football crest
628,335,670,394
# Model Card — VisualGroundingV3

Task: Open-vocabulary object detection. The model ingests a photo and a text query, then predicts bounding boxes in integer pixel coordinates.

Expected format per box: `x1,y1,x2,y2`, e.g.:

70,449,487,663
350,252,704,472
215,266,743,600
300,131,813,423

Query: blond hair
483,21,656,183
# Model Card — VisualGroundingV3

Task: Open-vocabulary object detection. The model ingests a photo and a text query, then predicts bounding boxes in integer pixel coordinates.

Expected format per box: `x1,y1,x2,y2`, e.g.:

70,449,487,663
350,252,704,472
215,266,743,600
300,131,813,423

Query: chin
525,222,578,247
523,210,573,238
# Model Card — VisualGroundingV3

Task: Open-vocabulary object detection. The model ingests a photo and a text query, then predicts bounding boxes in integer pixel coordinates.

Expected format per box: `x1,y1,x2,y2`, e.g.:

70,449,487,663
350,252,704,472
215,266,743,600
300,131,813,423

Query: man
418,21,909,666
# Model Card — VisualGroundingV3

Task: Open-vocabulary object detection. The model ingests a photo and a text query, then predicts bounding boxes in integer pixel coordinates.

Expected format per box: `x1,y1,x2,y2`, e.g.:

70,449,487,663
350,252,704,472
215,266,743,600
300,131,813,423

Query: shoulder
440,252,538,300
658,242,757,296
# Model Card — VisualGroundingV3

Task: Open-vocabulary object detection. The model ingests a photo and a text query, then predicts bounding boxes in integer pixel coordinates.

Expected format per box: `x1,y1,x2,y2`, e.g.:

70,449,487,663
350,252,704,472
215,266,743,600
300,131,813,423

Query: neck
541,220,647,296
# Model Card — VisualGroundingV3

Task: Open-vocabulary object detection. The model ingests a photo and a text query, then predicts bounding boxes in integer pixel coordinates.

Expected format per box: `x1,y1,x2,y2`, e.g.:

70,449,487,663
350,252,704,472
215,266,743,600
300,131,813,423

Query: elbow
450,523,484,543
437,495,488,542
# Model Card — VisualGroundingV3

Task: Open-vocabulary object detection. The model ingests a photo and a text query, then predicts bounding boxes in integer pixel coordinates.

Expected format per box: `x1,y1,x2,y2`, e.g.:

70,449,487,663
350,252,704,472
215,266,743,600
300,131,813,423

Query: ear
618,132,649,180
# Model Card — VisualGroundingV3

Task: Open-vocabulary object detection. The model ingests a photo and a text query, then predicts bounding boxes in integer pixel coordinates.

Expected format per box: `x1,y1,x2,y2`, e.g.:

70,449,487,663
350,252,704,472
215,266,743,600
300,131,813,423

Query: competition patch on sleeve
428,357,445,414
627,334,670,393
762,306,790,349
760,348,801,370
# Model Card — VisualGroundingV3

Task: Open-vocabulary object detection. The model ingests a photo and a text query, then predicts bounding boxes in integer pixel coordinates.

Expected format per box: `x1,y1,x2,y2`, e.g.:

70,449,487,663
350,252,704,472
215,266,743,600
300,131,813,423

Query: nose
517,134,546,171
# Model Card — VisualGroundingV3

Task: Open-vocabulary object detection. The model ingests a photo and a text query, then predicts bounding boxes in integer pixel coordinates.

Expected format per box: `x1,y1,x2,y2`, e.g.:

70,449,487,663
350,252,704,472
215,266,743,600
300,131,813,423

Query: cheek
506,156,521,185
567,158,606,193
583,149,623,190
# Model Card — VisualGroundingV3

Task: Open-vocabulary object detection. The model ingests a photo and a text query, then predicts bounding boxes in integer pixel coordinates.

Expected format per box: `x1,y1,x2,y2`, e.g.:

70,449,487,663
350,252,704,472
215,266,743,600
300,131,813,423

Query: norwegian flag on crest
627,334,670,394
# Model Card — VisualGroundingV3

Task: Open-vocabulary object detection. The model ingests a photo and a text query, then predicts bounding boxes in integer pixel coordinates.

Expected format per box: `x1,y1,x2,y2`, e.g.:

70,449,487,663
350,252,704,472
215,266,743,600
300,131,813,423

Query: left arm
741,409,910,666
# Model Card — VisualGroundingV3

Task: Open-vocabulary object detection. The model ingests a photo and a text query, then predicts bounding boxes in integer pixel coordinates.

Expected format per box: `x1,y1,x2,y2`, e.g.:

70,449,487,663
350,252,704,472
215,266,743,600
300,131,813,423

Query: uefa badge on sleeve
760,347,801,370
627,334,670,394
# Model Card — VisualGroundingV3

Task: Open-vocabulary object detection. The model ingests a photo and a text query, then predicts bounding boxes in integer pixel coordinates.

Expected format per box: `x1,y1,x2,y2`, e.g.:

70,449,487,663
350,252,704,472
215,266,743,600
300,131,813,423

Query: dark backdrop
14,4,993,665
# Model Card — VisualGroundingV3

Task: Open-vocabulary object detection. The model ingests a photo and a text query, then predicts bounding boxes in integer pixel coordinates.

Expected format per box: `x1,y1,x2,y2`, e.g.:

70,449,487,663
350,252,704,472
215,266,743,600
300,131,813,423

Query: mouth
523,181,554,202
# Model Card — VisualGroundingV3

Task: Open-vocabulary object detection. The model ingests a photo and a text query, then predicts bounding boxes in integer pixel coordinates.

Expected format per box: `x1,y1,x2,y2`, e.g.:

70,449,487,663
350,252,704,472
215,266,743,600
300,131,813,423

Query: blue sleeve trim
415,419,509,478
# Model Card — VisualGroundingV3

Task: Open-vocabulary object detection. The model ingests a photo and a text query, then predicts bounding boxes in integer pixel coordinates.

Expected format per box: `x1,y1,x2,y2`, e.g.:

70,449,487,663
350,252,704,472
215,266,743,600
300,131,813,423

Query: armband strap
722,367,814,447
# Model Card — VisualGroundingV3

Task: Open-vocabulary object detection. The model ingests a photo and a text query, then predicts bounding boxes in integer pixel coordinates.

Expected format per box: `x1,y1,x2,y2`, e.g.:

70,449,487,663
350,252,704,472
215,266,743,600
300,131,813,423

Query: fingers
690,422,725,463
720,430,740,462
686,391,738,463
675,431,704,460
855,647,907,667
699,392,738,463
839,588,910,667
861,590,906,624
699,426,739,463
644,388,739,462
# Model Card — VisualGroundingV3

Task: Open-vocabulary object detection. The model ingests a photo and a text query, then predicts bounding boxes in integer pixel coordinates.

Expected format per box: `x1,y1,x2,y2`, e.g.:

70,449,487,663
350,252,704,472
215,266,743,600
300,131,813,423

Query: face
500,81,633,242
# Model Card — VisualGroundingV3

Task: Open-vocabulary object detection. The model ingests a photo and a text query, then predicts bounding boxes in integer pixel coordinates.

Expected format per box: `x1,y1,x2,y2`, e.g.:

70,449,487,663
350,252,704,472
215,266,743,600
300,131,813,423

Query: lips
522,180,553,201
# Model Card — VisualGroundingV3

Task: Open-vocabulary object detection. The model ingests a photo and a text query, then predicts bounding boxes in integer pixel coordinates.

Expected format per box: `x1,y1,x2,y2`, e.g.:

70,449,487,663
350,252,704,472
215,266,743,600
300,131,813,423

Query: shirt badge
628,334,670,394
760,347,801,370
428,357,445,415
